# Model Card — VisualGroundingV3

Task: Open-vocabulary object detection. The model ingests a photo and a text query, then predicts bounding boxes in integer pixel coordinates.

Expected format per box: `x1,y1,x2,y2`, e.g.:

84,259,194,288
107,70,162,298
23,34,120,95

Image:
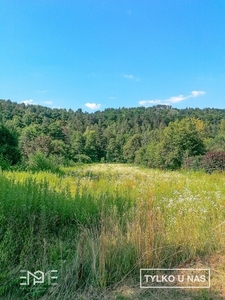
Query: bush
185,151,225,173
74,154,92,163
0,154,10,170
200,151,225,173
27,151,60,173
0,124,20,165
183,155,203,171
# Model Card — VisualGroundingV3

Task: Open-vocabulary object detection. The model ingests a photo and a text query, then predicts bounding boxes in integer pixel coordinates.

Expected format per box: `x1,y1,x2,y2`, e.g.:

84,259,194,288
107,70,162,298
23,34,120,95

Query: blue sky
0,0,224,112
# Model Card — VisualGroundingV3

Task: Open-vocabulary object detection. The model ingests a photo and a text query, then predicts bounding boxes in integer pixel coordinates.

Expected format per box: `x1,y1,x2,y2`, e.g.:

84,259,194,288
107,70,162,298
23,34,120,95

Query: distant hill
1,99,225,169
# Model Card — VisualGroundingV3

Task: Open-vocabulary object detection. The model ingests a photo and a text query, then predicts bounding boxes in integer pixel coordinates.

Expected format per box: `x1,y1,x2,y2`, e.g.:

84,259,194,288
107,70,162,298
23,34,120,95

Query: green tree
84,130,98,162
19,125,39,158
0,124,20,167
208,134,225,151
19,126,53,158
123,134,142,163
135,142,162,168
158,118,206,169
219,119,225,134
70,131,85,159
49,121,65,141
51,139,67,157
106,136,123,162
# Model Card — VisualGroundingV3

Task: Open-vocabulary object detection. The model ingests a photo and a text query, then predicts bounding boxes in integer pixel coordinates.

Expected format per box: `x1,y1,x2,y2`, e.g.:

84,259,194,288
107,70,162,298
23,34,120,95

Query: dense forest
1,98,225,172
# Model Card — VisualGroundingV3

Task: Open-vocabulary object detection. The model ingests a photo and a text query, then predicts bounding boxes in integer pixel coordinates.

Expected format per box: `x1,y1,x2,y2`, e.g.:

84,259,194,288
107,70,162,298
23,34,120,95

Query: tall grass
0,165,225,299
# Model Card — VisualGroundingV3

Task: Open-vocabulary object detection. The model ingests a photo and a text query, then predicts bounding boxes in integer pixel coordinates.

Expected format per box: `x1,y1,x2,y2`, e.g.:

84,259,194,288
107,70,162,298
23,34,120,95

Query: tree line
1,99,225,172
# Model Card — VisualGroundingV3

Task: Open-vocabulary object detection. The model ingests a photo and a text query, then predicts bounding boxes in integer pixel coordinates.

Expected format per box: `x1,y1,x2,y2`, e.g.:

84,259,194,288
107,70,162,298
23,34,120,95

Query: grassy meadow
0,164,225,299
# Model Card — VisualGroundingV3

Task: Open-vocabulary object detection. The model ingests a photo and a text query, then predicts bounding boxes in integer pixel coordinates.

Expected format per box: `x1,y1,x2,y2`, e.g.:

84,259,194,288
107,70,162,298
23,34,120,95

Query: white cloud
190,90,206,97
139,90,206,107
22,99,54,107
123,74,140,81
85,103,101,110
139,99,162,106
22,99,35,106
42,101,53,105
167,94,186,103
124,74,134,79
109,96,117,100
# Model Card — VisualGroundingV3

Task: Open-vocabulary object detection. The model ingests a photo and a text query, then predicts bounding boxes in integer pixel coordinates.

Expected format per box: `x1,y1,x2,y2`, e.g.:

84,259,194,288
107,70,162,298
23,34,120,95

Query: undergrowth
0,164,225,299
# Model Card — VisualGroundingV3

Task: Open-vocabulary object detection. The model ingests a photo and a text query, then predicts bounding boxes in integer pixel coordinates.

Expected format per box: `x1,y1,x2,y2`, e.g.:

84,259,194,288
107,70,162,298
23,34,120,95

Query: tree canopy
0,124,20,168
1,99,225,170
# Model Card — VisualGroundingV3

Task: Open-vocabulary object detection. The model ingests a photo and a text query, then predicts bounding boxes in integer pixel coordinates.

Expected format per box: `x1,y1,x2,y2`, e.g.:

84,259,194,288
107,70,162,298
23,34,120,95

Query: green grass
0,164,225,299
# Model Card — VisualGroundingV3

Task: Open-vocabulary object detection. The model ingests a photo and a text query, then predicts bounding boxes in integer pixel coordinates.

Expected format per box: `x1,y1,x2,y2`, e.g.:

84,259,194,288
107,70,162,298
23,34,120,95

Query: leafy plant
201,151,225,173
0,124,20,166
27,151,60,173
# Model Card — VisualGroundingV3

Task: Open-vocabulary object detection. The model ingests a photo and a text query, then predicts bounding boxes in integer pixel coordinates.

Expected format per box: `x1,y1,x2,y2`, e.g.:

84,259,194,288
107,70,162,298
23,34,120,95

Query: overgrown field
0,164,225,299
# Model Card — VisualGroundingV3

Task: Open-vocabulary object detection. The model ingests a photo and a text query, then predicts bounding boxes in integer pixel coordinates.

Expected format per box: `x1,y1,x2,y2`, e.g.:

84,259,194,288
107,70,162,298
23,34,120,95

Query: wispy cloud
123,74,140,81
139,90,206,107
42,101,53,105
109,96,117,100
22,99,53,107
190,91,205,97
22,99,36,106
37,90,48,93
85,103,101,110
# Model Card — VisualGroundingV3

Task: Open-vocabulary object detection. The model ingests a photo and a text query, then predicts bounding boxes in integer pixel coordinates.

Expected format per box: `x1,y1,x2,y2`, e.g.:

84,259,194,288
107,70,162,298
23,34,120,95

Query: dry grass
1,164,225,299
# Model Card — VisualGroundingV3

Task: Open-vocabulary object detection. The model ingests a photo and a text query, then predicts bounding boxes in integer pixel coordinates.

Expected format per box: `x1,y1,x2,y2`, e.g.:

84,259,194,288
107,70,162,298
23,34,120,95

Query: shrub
200,151,225,173
0,154,10,170
74,154,92,163
183,155,203,171
185,151,225,173
0,124,20,165
27,151,60,173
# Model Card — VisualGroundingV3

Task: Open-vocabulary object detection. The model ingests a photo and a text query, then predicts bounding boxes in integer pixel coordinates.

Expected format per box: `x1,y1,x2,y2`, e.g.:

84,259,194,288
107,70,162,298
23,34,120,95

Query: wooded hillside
1,99,225,171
